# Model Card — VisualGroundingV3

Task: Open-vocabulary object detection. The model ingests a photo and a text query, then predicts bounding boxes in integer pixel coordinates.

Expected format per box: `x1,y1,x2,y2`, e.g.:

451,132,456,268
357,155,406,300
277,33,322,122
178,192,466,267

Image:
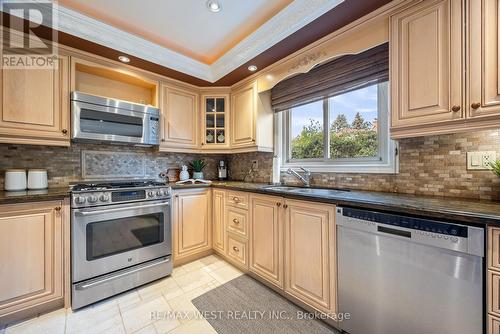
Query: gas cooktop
71,180,166,192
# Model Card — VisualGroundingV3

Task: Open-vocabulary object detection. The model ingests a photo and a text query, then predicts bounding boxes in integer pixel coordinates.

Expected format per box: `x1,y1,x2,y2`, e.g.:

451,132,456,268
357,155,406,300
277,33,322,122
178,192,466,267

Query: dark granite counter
173,181,500,226
0,188,70,205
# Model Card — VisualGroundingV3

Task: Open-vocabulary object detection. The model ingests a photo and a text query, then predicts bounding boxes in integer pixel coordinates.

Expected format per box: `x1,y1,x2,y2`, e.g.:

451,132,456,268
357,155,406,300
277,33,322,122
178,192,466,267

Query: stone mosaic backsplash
0,143,224,188
229,130,500,201
1,129,499,201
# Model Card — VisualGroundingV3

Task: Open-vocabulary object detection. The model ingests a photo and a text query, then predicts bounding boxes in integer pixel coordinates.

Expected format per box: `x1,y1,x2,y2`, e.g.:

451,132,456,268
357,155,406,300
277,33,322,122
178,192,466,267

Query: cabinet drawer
226,191,248,209
490,271,500,317
227,235,247,268
227,207,247,238
489,314,500,334
489,227,500,271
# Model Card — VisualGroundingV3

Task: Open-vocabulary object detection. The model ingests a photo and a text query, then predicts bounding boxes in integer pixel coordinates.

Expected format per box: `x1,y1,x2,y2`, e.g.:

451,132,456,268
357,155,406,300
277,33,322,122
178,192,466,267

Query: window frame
279,81,398,174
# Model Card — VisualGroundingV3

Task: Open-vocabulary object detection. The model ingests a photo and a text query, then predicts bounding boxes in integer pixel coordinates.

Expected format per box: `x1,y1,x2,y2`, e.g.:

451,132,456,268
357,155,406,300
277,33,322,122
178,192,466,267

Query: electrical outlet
251,160,259,170
467,151,497,170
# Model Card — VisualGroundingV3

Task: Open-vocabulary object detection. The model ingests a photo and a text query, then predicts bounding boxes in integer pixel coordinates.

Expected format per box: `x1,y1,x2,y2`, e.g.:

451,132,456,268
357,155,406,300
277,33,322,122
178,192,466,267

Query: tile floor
1,255,244,334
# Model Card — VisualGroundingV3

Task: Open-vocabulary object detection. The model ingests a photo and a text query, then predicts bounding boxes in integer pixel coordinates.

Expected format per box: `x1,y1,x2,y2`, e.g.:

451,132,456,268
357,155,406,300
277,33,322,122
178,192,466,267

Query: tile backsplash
0,143,224,188
229,130,500,201
1,129,499,201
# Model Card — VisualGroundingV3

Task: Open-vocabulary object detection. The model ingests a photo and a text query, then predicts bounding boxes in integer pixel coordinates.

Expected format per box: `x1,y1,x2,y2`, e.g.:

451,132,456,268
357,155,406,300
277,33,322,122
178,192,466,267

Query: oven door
71,200,171,282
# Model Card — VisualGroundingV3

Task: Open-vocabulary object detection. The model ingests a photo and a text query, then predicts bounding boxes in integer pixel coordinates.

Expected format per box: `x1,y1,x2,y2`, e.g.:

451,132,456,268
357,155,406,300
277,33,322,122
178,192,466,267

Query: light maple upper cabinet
160,83,199,150
201,94,230,149
390,0,463,136
173,188,212,264
284,199,336,315
0,201,66,324
230,81,273,152
0,55,70,146
212,189,226,254
467,0,500,119
249,194,284,289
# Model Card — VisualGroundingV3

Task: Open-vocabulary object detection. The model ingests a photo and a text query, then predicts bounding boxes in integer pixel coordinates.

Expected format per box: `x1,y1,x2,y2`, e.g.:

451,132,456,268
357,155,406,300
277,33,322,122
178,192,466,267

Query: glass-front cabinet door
202,94,229,148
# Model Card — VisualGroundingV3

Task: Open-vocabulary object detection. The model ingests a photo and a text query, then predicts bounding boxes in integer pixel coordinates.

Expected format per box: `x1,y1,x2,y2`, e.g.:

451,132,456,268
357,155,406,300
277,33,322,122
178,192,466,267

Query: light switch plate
467,151,497,170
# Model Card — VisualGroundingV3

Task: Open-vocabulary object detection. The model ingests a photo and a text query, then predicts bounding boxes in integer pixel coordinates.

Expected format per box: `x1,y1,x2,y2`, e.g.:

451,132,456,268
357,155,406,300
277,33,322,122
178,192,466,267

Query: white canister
4,169,27,191
27,169,48,190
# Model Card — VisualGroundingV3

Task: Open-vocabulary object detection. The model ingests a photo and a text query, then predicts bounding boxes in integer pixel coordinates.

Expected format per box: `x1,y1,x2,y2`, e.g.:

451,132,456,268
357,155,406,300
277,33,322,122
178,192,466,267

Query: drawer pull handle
276,202,281,207
232,246,239,252
471,102,481,110
283,204,288,209
233,197,240,202
55,206,61,212
61,129,68,135
232,218,240,224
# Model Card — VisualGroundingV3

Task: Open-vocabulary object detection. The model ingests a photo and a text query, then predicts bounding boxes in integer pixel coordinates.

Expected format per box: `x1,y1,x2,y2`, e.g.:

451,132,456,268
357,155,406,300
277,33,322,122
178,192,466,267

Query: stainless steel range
70,180,172,309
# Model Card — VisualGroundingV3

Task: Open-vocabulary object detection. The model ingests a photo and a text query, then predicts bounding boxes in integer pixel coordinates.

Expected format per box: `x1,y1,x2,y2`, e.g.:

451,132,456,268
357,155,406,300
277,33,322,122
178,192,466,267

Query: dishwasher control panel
337,207,484,257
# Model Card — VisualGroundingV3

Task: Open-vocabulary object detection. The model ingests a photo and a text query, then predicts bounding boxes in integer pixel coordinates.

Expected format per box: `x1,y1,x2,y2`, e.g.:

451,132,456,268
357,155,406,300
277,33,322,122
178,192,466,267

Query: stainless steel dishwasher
336,207,484,334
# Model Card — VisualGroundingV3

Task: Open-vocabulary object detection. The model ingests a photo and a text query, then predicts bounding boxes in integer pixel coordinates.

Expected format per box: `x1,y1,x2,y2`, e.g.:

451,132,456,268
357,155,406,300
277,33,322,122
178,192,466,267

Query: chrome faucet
286,167,311,187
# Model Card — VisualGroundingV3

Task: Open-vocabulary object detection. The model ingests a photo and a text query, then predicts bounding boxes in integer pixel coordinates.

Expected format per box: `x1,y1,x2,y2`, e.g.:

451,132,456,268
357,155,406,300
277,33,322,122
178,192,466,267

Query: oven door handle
75,202,169,216
75,257,171,290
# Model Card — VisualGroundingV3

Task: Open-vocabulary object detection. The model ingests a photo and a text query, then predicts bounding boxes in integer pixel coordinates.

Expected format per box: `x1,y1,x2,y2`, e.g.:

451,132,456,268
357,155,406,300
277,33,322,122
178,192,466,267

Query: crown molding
11,0,344,83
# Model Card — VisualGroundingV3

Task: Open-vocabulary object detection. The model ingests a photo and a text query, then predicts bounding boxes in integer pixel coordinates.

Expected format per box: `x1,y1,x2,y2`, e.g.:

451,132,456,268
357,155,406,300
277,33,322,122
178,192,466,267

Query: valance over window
271,42,389,112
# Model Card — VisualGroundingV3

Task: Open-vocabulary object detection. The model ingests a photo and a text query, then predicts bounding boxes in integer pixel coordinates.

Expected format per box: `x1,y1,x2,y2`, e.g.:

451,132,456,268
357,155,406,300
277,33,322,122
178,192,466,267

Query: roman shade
271,42,389,112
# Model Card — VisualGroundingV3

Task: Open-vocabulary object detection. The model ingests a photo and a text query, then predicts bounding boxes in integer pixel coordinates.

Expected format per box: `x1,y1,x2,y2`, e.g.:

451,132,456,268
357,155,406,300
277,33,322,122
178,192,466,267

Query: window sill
281,163,398,174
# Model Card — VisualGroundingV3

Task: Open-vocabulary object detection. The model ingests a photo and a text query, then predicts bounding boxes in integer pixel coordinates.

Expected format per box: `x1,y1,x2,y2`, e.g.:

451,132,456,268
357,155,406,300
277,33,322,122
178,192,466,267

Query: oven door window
86,212,164,260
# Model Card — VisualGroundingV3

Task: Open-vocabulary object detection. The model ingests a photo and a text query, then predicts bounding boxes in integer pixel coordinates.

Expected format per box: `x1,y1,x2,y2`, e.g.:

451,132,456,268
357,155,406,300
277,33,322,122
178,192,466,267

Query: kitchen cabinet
0,54,70,146
390,0,463,136
212,189,226,254
0,201,66,324
284,199,336,314
230,81,273,152
226,234,247,268
467,0,500,119
202,94,229,149
249,194,284,289
390,0,500,138
489,226,500,328
160,83,199,150
173,189,212,264
490,314,500,334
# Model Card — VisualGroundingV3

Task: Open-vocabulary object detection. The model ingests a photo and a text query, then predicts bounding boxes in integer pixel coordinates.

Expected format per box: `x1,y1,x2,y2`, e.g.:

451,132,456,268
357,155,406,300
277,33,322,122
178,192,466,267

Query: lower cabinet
249,194,284,289
0,201,67,325
490,314,500,334
284,199,337,315
173,188,212,265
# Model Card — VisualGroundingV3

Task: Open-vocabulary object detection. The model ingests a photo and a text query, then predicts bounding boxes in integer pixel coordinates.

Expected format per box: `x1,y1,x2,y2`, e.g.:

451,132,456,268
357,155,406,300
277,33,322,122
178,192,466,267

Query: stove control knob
157,190,163,196
148,191,155,197
75,196,86,204
100,194,110,202
88,195,98,203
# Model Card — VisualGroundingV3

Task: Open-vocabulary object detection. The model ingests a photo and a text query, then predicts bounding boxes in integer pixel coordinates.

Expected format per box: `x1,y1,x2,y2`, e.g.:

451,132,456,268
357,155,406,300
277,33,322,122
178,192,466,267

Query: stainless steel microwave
71,92,160,146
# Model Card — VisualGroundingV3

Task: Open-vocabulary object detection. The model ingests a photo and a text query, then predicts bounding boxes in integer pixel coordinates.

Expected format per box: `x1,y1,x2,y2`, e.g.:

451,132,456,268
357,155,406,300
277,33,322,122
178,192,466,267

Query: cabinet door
173,189,212,261
390,0,463,129
249,194,283,289
0,55,70,146
0,201,64,323
231,82,255,147
284,199,336,314
161,85,199,149
202,95,229,149
468,0,500,118
213,189,226,254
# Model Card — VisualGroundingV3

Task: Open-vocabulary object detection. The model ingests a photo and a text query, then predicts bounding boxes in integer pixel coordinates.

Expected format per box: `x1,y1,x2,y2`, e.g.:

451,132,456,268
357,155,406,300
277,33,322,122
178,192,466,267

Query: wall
230,130,500,201
0,143,225,189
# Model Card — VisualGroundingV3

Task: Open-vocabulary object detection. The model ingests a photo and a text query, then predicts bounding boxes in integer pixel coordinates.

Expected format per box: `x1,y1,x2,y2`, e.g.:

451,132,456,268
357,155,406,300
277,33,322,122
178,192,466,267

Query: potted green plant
189,159,207,180
491,160,500,178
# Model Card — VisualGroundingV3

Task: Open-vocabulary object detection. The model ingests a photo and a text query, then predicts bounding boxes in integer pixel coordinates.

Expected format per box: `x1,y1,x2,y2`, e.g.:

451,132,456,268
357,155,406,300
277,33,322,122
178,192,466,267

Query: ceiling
1,0,392,85
58,0,294,64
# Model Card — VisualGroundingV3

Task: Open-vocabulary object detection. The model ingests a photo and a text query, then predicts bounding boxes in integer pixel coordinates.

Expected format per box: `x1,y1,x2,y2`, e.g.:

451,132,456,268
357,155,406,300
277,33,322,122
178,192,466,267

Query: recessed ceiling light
207,0,222,12
248,65,258,72
118,55,130,63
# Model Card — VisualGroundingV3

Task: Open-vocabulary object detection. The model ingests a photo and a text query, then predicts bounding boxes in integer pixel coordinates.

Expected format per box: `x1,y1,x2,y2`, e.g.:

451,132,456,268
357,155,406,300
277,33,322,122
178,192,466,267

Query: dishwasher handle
378,225,411,238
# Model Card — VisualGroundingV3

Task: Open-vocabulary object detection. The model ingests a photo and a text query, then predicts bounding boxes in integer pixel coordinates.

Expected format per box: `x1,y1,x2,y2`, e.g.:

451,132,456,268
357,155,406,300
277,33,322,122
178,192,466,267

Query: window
281,81,398,173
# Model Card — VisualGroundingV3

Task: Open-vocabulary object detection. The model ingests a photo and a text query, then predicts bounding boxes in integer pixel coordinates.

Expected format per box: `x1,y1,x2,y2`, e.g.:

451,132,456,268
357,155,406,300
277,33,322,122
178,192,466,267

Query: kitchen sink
263,185,350,195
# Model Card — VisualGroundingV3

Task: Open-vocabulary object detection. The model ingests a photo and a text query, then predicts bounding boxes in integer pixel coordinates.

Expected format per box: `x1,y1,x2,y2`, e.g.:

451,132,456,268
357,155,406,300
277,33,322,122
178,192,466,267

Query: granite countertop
0,187,70,205
173,181,500,226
